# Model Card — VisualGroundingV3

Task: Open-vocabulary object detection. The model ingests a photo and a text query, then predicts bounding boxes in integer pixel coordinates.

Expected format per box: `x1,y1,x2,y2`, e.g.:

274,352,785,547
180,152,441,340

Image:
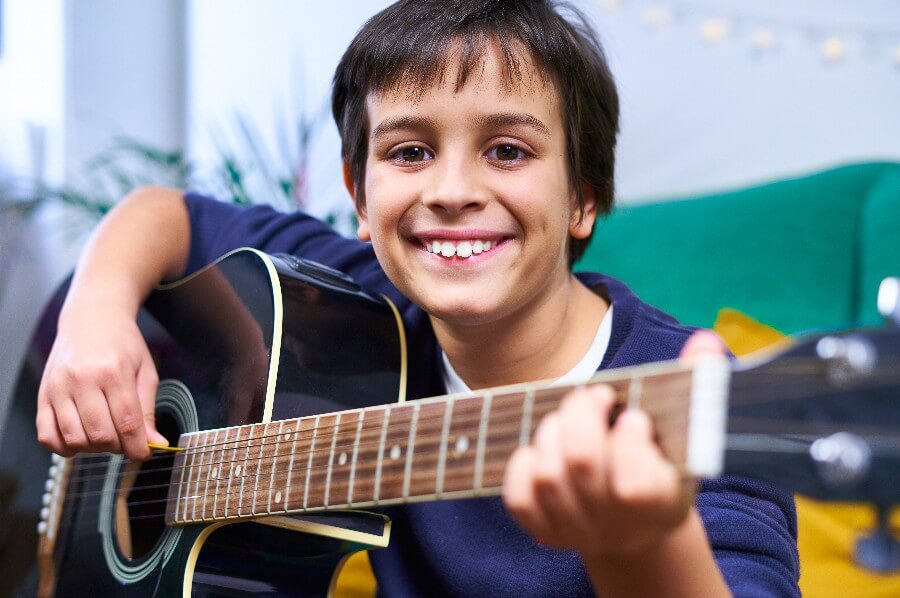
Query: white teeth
423,239,500,259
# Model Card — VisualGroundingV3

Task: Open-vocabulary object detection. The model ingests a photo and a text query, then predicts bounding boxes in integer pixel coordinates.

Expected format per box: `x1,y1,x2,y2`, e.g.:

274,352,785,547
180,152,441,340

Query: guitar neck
164,356,730,525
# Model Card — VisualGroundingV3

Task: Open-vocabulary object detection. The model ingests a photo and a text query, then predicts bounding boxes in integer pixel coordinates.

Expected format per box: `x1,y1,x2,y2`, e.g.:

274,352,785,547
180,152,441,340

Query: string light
642,5,674,29
600,0,622,12
822,36,846,63
601,1,900,69
751,27,777,51
700,18,731,44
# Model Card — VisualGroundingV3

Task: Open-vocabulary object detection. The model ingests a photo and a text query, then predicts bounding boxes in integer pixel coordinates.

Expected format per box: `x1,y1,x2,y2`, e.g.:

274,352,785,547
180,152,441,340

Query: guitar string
52,421,542,525
60,353,900,469
50,414,900,521
56,392,704,482
59,357,900,479
55,426,900,529
54,396,586,488
77,358,900,468
57,369,900,494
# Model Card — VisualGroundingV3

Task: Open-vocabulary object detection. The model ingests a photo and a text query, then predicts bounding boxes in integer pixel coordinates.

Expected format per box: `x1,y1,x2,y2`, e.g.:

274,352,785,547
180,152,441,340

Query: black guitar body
3,249,404,596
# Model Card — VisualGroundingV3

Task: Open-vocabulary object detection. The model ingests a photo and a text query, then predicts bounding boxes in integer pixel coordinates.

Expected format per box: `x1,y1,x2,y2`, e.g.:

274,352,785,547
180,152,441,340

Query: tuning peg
878,278,900,326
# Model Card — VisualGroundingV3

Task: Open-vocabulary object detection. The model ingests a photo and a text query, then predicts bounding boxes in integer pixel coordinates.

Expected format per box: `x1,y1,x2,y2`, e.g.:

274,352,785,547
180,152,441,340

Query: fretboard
164,356,729,525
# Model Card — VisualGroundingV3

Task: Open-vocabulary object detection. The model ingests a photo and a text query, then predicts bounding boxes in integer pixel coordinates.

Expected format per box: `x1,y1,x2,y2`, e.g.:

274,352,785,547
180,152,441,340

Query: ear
569,182,600,240
343,162,371,242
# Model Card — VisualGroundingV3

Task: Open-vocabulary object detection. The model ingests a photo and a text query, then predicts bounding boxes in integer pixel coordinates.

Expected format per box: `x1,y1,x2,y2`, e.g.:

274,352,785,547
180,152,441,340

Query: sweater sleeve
697,476,800,597
183,192,389,292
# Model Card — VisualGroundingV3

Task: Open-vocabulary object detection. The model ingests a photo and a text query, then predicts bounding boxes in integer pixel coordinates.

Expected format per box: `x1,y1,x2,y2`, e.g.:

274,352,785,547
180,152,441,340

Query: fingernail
617,408,649,430
589,384,615,404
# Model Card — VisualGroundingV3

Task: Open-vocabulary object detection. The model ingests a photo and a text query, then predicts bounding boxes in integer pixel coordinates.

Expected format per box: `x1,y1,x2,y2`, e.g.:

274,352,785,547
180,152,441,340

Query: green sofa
577,162,900,335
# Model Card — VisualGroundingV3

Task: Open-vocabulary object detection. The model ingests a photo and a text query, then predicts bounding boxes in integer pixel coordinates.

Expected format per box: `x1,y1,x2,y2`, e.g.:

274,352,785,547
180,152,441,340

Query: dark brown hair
331,0,619,264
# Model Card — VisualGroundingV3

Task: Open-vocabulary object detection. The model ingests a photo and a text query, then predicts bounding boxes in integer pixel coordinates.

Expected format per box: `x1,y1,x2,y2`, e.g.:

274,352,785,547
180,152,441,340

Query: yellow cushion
332,550,377,597
713,308,900,597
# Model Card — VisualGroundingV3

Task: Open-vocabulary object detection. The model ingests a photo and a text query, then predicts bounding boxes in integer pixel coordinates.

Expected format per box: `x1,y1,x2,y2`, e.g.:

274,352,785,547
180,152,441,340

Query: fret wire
474,392,493,492
629,375,643,409
374,405,391,503
519,387,535,448
267,421,285,514
403,403,421,499
252,423,267,515
436,396,454,495
324,413,341,508
174,434,192,521
238,425,254,517
283,419,300,512
192,430,208,522
212,427,228,519
224,426,241,518
186,433,200,522
202,429,219,520
348,410,365,506
304,416,320,511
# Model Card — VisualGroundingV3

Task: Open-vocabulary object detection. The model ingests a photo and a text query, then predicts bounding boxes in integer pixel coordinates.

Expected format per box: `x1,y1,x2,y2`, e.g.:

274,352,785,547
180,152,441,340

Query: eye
487,144,526,162
392,146,433,163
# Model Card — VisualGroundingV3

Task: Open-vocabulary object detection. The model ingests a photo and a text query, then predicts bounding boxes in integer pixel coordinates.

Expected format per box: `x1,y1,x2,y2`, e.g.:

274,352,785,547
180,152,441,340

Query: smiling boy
36,1,799,595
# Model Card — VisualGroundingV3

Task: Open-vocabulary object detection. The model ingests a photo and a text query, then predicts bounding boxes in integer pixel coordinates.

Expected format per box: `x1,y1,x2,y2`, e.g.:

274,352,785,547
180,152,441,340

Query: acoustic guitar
6,248,900,595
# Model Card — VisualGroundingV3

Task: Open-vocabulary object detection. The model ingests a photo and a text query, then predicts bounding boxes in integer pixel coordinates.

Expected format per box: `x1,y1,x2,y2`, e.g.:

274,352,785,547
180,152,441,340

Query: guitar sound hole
114,413,179,560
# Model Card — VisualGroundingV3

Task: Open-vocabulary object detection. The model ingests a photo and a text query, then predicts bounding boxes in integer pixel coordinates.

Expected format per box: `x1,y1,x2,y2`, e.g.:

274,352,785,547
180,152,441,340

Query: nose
420,153,488,215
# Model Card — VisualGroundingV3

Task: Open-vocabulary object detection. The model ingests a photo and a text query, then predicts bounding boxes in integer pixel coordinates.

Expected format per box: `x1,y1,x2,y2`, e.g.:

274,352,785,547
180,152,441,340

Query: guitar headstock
726,325,900,503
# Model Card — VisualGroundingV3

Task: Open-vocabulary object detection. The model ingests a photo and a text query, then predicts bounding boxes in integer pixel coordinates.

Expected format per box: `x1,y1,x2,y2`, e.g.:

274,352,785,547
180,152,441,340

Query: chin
418,296,509,327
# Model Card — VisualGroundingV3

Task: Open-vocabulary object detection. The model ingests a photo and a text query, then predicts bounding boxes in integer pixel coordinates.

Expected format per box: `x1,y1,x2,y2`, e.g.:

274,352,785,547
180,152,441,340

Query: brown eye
398,146,431,162
490,144,524,161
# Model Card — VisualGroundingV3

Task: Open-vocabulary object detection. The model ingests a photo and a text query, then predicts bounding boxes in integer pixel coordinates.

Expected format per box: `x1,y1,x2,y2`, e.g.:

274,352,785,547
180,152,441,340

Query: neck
432,273,608,389
165,356,725,527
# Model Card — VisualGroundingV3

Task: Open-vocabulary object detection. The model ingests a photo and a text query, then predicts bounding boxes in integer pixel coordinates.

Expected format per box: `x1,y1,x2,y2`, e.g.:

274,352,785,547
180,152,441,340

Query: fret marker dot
339,452,348,466
390,445,402,460
454,435,469,456
234,466,242,476
284,433,292,441
275,491,282,504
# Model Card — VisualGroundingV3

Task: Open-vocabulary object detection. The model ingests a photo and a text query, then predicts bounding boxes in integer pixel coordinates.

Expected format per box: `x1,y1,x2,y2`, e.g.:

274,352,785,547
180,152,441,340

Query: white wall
65,0,185,186
0,0,66,185
0,0,185,435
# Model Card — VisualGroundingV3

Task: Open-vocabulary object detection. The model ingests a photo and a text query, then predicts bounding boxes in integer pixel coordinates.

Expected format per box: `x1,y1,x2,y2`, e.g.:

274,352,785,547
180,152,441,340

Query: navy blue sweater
184,193,800,597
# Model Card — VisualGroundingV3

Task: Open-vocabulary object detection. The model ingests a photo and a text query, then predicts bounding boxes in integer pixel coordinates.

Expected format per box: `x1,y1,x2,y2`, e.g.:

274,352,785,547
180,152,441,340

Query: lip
409,228,512,242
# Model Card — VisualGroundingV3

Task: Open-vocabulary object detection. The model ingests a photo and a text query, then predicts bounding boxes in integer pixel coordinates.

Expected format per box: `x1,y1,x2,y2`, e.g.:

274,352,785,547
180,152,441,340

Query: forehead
365,40,561,129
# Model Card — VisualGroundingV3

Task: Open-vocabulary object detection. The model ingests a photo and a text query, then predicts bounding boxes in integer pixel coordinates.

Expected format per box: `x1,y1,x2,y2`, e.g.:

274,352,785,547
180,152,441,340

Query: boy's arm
503,331,733,597
36,186,190,460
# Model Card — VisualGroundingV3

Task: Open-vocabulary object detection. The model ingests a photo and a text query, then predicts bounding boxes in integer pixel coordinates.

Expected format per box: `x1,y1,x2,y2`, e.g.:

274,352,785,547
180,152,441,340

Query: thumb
679,330,725,363
137,352,167,446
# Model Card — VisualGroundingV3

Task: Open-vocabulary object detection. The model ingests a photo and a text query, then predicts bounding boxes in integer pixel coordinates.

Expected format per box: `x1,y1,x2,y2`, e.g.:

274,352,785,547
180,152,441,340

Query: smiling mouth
417,238,510,259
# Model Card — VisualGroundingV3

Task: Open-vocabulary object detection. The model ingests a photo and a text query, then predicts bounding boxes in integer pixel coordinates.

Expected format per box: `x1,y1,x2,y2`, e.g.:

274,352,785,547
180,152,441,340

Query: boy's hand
36,304,165,461
502,330,725,559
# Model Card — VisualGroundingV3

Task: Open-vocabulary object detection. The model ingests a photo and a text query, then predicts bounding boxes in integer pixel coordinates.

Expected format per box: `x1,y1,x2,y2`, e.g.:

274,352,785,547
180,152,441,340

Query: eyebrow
472,112,550,137
370,116,439,142
370,112,550,142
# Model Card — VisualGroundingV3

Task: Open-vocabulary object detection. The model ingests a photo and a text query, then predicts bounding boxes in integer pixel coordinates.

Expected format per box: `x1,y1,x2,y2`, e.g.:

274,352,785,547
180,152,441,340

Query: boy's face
354,43,596,327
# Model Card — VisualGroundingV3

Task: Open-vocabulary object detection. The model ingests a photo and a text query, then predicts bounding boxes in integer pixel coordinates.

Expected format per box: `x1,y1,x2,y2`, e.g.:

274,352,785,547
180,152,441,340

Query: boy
36,0,799,595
